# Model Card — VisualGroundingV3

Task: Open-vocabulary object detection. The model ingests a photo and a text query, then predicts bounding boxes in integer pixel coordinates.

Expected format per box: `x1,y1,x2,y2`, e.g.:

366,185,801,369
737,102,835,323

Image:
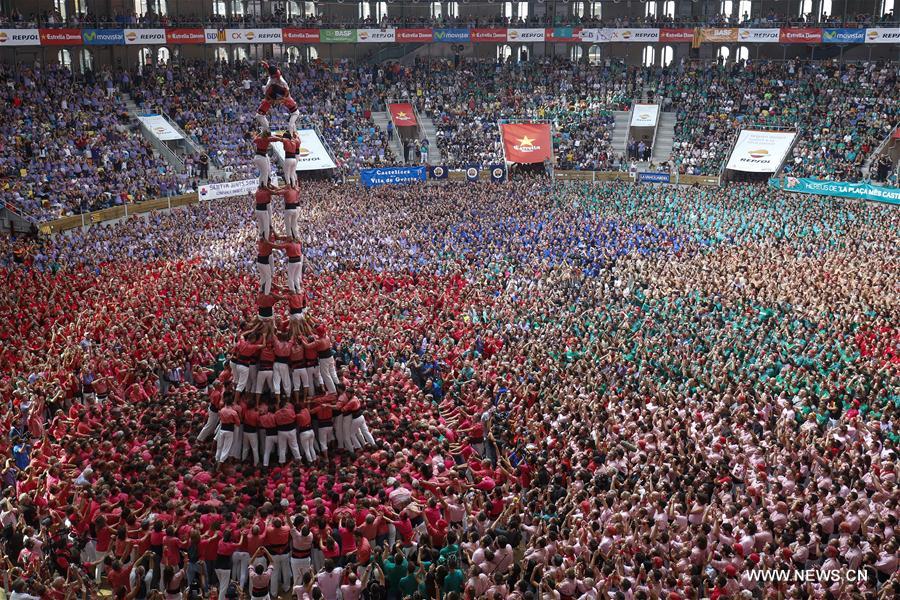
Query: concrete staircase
651,111,677,164
418,115,443,165
611,111,631,157
372,111,405,163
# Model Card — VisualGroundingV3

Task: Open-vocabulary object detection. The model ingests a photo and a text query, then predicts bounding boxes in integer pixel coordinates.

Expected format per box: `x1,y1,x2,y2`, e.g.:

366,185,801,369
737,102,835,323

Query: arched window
72,0,87,15
738,0,752,21
881,1,895,19
138,47,153,65
235,47,249,63
819,0,833,19
286,1,317,18
79,48,93,73
646,1,658,18
661,1,675,17
721,1,733,18
660,45,674,67
589,2,602,18
503,2,529,21
570,46,584,62
431,2,459,19
214,47,229,63
58,49,72,69
134,0,167,16
799,0,813,17
359,2,387,21
232,0,245,17
642,45,655,67
157,47,170,64
498,44,513,61
736,46,749,61
717,46,731,62
587,44,602,65
572,2,584,18
212,0,226,17
53,0,67,20
286,46,302,63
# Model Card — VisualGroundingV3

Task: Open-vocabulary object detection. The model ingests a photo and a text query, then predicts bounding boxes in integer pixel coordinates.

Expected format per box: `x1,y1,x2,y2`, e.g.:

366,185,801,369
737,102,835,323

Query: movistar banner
433,28,470,42
360,166,426,187
822,28,866,43
82,28,124,45
770,177,900,206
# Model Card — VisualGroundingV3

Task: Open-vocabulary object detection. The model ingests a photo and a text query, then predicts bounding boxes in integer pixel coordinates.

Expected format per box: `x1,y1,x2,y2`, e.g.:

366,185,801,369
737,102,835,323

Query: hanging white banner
726,130,797,173
124,29,166,45
357,28,396,43
630,104,660,127
271,129,337,171
197,178,259,201
0,29,41,46
865,27,900,43
137,115,183,141
738,28,780,43
507,28,546,42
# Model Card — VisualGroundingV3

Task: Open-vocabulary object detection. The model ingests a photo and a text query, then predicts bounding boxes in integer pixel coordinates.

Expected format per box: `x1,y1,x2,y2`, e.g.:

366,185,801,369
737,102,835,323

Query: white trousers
284,158,298,188
255,369,273,394
284,208,300,241
215,428,234,462
352,415,376,447
292,368,308,393
271,552,291,596
278,429,301,463
229,424,243,458
242,429,260,465
306,365,323,390
198,411,219,442
288,110,299,134
233,362,251,393
273,362,292,396
257,260,273,294
255,208,271,241
291,556,312,588
232,551,250,589
318,356,338,394
286,259,303,293
317,425,334,453
263,434,277,467
215,567,231,600
298,428,317,462
253,155,271,187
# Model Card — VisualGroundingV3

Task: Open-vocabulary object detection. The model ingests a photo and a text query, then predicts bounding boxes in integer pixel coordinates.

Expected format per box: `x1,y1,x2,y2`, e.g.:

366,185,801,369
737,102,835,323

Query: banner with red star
388,103,417,127
500,123,553,164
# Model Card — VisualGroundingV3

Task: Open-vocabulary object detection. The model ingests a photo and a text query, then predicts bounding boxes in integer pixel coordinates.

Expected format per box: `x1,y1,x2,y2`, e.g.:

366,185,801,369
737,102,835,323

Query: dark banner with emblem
428,165,449,180
465,164,480,182
489,164,507,183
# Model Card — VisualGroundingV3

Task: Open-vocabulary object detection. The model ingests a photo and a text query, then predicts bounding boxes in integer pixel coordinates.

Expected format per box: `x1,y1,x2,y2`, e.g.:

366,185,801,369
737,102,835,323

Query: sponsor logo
395,111,410,121
466,167,478,178
512,136,542,153
508,30,518,40
297,145,310,158
492,167,504,179
358,31,368,40
433,166,445,178
397,29,432,42
126,31,137,42
0,32,6,43
748,149,769,159
200,187,209,196
868,29,879,39
640,113,650,120
621,30,632,39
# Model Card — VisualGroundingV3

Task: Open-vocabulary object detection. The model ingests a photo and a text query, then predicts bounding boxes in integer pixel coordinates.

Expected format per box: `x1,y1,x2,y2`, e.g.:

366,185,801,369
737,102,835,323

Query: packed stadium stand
0,2,898,600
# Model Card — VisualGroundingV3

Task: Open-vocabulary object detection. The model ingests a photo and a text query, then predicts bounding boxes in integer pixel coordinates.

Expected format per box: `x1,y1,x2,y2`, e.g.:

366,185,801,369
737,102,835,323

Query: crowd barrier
35,170,720,234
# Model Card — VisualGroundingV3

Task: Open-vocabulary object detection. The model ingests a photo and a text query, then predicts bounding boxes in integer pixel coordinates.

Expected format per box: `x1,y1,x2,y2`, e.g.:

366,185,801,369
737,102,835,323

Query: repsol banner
360,166,427,188
725,130,797,173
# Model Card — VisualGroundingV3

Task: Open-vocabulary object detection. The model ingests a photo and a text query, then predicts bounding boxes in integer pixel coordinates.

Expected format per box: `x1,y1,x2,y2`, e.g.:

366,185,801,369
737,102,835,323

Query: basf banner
738,28,779,43
725,130,797,173
198,178,258,201
630,104,659,128
0,29,41,46
357,28,395,43
507,28,545,42
865,27,900,43
123,28,165,44
137,115,183,141
500,123,553,164
698,28,738,43
388,103,417,127
271,129,337,171
319,29,357,43
360,167,427,187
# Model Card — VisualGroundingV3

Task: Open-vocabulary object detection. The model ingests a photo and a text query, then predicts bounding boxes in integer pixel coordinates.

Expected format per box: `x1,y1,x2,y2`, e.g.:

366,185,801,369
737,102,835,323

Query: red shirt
255,188,272,206
283,188,299,204
274,405,296,426
296,408,312,428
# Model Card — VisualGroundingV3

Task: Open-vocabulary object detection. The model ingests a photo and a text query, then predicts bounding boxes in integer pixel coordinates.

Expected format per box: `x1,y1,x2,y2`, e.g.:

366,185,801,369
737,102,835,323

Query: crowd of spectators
0,179,897,600
1,6,896,30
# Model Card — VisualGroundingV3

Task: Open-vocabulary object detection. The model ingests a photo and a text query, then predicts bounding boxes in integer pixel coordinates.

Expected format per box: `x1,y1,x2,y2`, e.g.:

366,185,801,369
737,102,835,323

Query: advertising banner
470,28,507,43
360,166,426,187
578,28,600,42
660,28,695,43
198,178,258,201
725,130,797,173
507,28,546,42
82,29,124,45
137,115,183,141
433,28,470,43
780,28,822,43
605,28,660,42
0,29,41,46
638,172,671,183
698,28,738,43
204,28,226,43
39,28,83,45
123,28,165,44
282,28,320,43
630,104,659,128
396,28,433,43
220,28,282,43
165,28,205,44
822,28,866,43
771,177,900,206
388,103,417,127
546,27,583,42
500,123,553,164
864,27,900,43
465,165,480,182
737,28,779,43
428,165,449,180
271,129,337,171
320,29,357,43
357,28,395,43
489,164,507,183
